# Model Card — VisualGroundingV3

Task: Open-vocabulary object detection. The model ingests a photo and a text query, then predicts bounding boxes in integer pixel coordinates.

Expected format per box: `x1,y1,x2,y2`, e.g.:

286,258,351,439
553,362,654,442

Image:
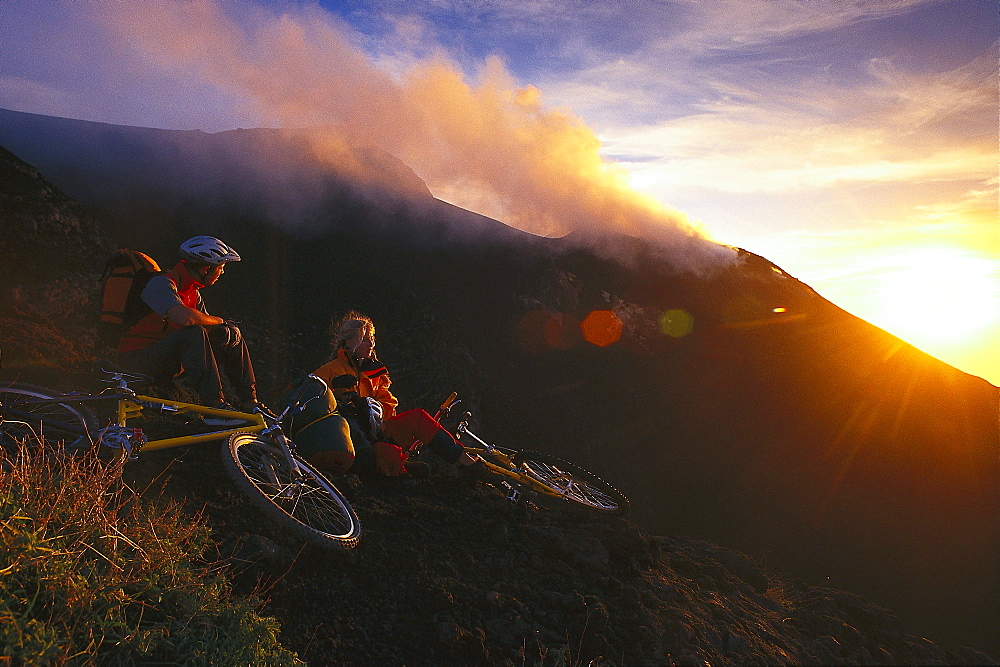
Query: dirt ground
116,442,993,666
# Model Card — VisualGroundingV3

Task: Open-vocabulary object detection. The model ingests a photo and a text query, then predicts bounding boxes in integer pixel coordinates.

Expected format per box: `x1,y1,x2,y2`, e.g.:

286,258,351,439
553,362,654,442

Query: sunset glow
874,248,998,344
749,226,1000,384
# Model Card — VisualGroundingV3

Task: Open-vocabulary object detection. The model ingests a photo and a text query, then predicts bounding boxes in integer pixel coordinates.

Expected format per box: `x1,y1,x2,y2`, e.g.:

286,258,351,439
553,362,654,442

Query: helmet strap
180,261,212,282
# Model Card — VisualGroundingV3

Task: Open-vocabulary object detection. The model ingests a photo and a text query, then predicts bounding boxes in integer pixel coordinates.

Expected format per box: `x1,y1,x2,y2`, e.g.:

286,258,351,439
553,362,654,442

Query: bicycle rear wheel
0,383,97,454
513,450,629,515
223,433,361,550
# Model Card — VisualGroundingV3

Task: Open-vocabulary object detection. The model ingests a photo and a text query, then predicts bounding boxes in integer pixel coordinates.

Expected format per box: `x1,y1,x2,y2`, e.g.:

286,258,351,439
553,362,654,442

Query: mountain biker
309,311,483,476
117,235,261,425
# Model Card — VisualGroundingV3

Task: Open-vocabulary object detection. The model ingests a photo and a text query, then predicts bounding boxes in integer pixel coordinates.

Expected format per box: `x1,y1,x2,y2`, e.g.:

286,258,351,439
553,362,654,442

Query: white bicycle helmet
179,236,241,265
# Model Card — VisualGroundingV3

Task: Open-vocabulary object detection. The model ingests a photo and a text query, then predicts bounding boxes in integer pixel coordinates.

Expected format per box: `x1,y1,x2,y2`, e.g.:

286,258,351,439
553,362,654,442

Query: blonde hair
331,311,375,350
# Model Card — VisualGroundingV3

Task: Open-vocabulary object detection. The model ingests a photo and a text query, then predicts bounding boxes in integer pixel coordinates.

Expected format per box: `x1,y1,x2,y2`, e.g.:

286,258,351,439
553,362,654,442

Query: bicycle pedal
500,481,521,503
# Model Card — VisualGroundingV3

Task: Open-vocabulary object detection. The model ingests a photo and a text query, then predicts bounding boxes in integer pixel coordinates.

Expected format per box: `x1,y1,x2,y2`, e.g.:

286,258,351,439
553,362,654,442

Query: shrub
0,444,300,665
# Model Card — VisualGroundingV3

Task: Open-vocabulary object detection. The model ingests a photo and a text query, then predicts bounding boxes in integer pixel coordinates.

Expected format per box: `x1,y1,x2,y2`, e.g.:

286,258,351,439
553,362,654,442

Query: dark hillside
0,109,997,656
0,145,113,373
116,441,993,666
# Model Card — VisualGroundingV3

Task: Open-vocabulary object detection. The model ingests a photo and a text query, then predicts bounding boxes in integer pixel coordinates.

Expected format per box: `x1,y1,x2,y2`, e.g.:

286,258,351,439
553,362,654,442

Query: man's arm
165,304,224,327
142,275,224,328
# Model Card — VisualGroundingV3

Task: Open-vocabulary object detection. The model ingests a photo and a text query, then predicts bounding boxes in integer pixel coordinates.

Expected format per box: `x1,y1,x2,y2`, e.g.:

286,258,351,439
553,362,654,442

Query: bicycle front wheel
0,383,97,454
223,433,361,550
513,450,629,515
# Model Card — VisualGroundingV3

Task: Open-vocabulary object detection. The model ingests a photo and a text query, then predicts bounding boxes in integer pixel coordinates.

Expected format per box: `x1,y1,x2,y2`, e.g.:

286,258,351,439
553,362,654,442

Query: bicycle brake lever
254,404,279,420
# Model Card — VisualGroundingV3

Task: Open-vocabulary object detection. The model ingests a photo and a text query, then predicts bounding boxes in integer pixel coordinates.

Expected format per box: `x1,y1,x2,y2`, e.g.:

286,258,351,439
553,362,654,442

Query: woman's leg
381,409,476,465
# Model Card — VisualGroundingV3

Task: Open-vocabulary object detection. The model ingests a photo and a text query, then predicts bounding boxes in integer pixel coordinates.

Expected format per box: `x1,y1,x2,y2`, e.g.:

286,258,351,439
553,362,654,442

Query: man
118,235,261,425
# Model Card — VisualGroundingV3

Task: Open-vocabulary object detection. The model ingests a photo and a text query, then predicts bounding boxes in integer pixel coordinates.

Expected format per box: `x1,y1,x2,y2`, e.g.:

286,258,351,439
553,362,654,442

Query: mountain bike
411,393,629,515
0,371,361,550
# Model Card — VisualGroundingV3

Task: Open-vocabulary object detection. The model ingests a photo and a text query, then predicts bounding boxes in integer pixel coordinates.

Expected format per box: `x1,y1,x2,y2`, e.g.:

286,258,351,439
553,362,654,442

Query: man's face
202,263,225,286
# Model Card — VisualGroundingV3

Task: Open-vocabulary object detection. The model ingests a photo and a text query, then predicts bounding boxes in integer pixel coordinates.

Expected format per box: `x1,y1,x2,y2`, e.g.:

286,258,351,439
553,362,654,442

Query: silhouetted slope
0,107,431,244
0,144,110,279
0,110,997,654
0,145,113,371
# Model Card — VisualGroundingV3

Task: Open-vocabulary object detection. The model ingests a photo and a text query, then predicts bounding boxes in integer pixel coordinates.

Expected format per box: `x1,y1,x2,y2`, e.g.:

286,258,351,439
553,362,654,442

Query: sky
1,0,997,384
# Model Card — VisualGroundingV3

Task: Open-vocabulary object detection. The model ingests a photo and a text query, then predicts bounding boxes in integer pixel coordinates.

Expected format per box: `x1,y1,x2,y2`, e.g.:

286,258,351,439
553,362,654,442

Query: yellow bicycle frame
460,446,563,500
116,394,266,452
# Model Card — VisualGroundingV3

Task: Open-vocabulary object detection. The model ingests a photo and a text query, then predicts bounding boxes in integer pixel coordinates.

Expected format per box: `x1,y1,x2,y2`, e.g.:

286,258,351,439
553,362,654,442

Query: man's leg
121,326,226,406
119,340,182,387
208,325,258,405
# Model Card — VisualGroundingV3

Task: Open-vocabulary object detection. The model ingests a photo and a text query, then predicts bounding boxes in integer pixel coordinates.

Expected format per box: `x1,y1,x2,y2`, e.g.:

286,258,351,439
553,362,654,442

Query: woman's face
345,325,375,359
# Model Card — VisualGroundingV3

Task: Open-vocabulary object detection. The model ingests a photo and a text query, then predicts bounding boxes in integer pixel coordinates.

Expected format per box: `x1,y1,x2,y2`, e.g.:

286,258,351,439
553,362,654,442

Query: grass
0,441,300,665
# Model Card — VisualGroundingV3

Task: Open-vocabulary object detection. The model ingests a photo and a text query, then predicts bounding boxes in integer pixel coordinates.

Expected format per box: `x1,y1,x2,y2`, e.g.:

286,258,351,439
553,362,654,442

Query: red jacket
118,262,204,353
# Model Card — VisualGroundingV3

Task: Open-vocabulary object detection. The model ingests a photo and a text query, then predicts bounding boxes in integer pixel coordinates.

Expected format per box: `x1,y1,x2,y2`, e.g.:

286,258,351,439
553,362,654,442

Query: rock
725,631,750,654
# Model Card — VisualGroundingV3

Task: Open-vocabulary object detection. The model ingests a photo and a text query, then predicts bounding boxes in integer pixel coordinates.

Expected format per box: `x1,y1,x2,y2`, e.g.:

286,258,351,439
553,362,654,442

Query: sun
874,247,999,345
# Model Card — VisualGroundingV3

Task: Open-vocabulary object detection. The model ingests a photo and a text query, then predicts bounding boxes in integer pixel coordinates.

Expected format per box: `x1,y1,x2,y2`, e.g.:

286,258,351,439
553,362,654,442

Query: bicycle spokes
520,460,620,509
237,445,356,536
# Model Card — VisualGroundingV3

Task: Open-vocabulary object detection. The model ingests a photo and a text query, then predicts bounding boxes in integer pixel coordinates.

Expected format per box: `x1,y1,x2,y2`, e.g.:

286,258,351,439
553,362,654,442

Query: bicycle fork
268,431,311,496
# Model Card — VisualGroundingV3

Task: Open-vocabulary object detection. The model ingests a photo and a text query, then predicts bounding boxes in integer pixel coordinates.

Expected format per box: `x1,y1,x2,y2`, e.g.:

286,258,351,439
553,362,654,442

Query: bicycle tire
0,383,98,454
223,433,361,550
512,450,629,515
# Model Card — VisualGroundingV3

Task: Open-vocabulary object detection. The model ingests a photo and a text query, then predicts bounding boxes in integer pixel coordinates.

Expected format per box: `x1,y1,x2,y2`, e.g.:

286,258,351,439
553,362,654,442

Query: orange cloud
99,0,729,271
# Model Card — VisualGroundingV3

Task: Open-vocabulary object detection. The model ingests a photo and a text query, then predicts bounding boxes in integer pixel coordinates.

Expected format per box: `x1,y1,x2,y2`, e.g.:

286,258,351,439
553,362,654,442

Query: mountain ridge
0,110,997,656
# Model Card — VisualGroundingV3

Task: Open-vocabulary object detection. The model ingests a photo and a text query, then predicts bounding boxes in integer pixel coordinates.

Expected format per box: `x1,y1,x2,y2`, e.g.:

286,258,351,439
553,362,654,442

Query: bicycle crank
98,425,147,460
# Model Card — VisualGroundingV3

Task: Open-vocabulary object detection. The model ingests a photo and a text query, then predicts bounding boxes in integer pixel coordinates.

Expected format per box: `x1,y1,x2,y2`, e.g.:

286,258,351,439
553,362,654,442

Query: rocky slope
120,441,993,666
0,145,113,374
1,114,997,659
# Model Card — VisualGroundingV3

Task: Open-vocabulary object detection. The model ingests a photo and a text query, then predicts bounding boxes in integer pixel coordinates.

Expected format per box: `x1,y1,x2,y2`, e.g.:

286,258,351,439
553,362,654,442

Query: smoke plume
97,1,731,271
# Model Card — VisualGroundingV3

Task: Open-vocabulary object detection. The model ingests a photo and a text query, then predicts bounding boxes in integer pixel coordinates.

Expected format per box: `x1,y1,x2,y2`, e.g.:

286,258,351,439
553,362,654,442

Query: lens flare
581,310,623,347
658,309,694,338
517,311,581,352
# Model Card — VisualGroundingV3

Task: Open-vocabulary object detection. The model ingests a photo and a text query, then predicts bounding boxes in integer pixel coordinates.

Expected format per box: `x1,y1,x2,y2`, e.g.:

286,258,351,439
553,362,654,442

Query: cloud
338,0,934,61
664,0,933,50
866,52,999,135
2,0,989,275
910,178,1000,240
597,47,997,200
82,0,728,272
0,75,79,117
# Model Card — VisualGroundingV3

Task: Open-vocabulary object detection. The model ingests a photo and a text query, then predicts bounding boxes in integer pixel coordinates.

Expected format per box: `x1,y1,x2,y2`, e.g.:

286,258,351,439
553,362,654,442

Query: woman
310,311,481,476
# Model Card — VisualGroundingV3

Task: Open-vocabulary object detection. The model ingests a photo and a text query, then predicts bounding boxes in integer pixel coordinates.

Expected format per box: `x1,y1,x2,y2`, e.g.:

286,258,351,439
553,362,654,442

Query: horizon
1,0,996,383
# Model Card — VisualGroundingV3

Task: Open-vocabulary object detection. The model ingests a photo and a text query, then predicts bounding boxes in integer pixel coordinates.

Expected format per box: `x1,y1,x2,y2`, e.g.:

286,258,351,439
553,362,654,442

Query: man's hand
212,320,243,348
166,304,224,327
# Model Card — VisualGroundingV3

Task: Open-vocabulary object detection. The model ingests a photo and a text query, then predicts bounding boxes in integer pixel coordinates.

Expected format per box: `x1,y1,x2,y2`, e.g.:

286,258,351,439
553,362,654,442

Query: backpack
96,249,162,349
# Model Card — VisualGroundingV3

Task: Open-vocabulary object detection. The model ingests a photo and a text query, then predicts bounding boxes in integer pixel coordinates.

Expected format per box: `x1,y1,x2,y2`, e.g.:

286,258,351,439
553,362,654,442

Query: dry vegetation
0,441,299,665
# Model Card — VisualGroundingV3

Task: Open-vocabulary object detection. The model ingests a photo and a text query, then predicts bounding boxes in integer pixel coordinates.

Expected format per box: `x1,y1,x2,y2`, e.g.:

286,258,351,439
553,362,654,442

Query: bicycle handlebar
440,392,458,412
99,366,155,386
269,374,330,427
432,391,460,422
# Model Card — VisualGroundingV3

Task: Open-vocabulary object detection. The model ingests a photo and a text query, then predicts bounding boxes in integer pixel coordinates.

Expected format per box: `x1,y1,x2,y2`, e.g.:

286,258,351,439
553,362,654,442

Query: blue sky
1,0,997,382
